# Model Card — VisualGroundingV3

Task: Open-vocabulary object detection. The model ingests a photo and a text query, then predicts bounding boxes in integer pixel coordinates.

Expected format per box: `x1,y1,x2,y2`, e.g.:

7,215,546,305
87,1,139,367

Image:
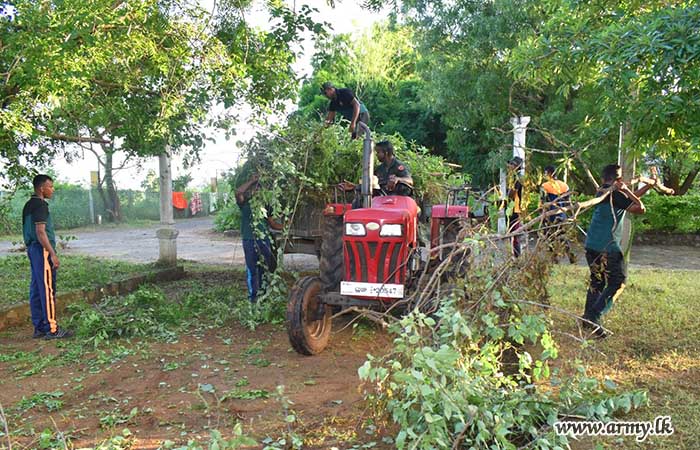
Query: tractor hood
345,196,418,224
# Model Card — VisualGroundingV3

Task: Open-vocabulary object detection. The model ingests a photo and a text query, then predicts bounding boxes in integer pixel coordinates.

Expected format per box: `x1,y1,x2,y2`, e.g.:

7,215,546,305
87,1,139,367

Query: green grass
549,265,700,449
0,255,154,310
0,232,22,242
0,280,246,382
1,263,696,448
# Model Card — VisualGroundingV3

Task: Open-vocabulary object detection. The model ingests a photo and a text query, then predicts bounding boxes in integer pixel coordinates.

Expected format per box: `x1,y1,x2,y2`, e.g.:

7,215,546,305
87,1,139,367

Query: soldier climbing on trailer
321,82,370,140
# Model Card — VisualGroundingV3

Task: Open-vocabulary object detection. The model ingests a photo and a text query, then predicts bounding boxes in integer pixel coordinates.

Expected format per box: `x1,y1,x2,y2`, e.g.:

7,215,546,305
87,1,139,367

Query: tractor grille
345,241,404,283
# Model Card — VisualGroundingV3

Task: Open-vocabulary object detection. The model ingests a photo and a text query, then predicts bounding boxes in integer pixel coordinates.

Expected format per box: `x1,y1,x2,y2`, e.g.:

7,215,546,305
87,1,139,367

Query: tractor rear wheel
287,276,332,355
319,215,344,292
441,218,471,279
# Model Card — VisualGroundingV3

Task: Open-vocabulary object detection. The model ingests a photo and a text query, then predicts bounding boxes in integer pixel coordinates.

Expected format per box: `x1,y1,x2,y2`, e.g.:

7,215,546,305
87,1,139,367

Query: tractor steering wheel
379,179,414,197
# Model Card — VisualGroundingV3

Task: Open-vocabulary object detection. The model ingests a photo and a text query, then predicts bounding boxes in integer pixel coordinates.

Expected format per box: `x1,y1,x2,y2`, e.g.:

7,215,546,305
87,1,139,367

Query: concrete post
159,150,174,226
511,116,530,176
157,148,178,265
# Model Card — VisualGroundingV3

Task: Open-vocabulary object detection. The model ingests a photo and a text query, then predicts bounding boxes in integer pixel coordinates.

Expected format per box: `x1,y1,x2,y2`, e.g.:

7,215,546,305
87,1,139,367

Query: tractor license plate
340,281,404,298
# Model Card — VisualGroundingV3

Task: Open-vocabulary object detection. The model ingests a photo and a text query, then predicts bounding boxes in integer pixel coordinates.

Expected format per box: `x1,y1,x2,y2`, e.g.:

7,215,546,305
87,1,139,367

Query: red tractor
286,125,471,355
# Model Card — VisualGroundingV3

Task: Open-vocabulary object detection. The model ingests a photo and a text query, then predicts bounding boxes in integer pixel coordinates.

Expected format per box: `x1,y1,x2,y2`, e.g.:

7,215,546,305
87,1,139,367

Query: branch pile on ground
357,197,649,449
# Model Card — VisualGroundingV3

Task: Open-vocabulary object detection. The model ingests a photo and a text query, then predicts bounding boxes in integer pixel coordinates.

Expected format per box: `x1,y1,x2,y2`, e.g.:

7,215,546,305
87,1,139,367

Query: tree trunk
665,163,700,196
618,123,635,260
677,164,700,195
569,166,597,195
662,165,680,194
101,150,122,222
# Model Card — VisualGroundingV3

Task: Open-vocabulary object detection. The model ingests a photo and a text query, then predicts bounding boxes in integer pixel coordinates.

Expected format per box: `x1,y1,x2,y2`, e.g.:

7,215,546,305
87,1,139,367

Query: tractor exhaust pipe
359,122,373,208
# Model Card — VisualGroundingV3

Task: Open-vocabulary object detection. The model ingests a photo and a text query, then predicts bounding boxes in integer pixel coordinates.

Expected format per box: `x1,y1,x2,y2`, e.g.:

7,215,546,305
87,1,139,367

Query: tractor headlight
380,224,402,237
345,223,366,236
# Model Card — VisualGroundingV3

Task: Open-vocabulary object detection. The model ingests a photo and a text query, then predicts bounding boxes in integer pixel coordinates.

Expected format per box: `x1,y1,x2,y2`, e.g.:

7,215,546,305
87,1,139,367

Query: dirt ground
1,218,699,447
0,271,393,448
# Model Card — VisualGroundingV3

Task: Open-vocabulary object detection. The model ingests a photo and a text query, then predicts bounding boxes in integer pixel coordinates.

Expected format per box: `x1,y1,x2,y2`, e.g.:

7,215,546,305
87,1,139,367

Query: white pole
159,149,174,226
88,187,95,224
157,146,178,265
511,116,530,175
618,123,624,165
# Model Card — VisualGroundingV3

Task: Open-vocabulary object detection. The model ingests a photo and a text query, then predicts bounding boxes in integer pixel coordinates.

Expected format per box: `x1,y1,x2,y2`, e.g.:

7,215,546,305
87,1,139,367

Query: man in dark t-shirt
22,174,73,339
582,164,652,338
339,140,413,206
235,173,281,303
322,82,369,139
374,140,413,196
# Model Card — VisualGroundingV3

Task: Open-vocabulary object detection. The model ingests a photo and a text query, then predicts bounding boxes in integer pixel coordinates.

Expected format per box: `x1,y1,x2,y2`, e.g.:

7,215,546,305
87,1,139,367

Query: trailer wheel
319,215,344,291
287,276,332,355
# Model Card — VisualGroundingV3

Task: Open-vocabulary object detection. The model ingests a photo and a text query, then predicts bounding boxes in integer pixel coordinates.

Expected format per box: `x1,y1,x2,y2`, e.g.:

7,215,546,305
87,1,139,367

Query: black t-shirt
22,195,56,249
375,158,412,196
329,88,365,121
584,184,634,253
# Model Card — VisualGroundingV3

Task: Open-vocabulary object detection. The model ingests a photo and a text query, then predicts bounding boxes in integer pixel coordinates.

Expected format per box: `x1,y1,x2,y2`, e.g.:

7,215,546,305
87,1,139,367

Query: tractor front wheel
319,215,344,292
287,276,332,355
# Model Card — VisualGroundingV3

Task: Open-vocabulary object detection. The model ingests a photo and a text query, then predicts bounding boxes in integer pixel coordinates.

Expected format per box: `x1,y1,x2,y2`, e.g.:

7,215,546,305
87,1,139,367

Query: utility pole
157,146,178,265
511,116,529,176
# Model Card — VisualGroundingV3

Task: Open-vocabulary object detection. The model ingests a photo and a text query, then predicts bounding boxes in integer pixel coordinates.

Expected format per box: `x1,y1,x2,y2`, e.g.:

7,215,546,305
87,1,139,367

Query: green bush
635,192,700,233
119,190,161,221
359,245,649,448
213,118,467,234
2,184,93,232
1,188,34,234
51,184,93,228
67,284,245,347
68,287,179,345
214,202,241,232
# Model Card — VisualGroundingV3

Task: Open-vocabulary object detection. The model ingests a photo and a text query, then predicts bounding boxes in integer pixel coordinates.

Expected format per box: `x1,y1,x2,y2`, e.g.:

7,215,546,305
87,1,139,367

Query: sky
50,1,389,191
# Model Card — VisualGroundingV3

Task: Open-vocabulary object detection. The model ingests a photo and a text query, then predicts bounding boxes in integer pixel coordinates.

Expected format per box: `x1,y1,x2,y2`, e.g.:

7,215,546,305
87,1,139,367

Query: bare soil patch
0,270,392,448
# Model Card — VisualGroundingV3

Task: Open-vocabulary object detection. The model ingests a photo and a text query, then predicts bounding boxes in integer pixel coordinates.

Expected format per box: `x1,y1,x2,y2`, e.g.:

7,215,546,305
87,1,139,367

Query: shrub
635,192,700,233
214,202,241,232
67,284,244,347
358,236,648,448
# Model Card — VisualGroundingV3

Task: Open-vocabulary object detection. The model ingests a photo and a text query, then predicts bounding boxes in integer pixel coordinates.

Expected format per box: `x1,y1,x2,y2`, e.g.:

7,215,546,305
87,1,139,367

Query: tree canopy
3,0,698,195
296,21,448,155
363,0,700,193
0,0,322,187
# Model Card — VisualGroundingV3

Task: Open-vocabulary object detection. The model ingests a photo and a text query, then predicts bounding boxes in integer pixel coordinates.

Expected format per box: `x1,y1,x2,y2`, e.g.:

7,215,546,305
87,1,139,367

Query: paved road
0,217,318,270
1,216,698,270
